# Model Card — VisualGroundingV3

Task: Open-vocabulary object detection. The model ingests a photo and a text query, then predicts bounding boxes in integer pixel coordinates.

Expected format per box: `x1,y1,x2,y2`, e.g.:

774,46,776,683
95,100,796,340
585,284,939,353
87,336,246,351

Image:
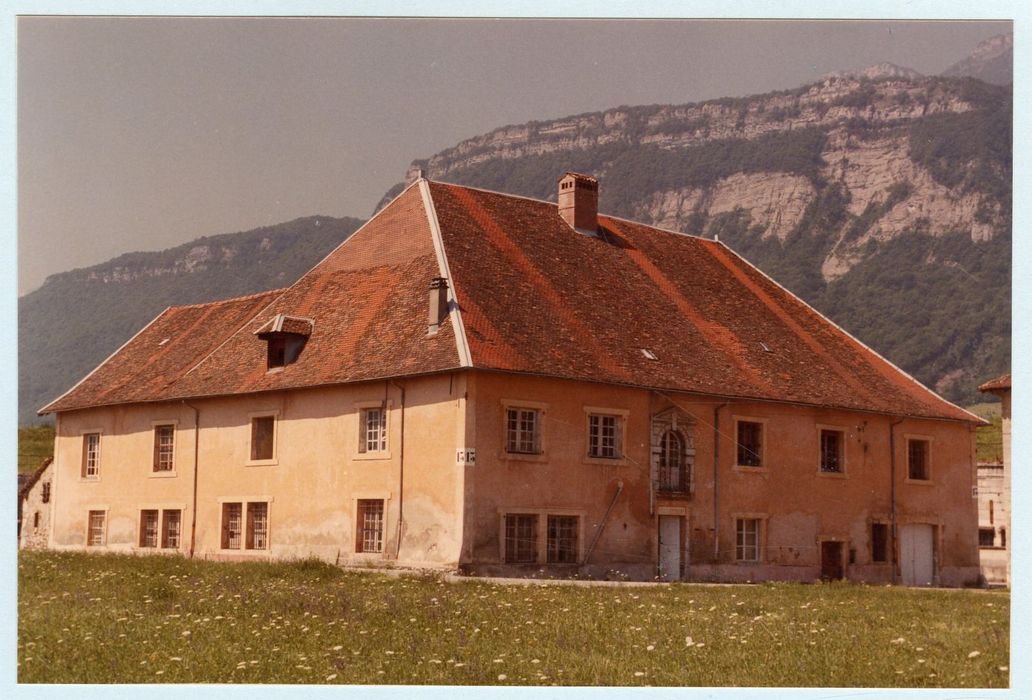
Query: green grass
18,424,54,474
18,551,1008,686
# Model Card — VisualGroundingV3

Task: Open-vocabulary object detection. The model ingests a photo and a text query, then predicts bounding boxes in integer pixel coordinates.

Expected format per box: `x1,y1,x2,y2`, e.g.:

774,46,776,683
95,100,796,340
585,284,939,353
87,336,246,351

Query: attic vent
641,348,658,361
255,314,314,370
759,342,772,353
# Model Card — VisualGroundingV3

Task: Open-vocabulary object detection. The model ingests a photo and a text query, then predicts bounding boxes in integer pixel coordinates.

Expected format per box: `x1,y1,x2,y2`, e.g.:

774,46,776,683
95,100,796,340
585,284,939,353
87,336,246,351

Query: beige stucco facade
48,369,980,585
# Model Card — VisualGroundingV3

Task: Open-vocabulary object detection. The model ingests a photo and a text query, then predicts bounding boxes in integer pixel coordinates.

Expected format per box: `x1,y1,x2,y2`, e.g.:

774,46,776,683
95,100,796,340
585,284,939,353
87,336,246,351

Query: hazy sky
18,17,1010,294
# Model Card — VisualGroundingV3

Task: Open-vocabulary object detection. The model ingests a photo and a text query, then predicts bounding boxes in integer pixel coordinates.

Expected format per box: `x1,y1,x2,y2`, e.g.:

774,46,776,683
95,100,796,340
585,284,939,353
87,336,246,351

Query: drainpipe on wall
889,417,905,584
183,400,200,558
390,381,406,559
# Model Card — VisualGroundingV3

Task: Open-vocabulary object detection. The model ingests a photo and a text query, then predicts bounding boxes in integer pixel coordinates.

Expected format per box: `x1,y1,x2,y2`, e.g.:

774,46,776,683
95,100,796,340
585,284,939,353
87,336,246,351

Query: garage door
900,523,935,586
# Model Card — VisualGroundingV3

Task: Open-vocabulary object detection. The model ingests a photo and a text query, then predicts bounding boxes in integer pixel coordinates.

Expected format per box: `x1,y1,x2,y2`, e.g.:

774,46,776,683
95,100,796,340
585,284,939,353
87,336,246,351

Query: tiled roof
19,457,52,502
979,374,1011,392
42,178,978,423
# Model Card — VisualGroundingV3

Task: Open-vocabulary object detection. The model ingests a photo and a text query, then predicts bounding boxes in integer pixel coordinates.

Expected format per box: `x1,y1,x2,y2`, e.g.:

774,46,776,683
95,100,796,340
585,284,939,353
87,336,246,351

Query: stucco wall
466,372,979,585
49,374,466,568
19,461,54,549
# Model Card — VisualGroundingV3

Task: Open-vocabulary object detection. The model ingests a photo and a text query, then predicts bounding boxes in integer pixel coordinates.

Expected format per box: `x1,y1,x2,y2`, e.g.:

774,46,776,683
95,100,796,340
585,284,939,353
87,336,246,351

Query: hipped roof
41,179,978,423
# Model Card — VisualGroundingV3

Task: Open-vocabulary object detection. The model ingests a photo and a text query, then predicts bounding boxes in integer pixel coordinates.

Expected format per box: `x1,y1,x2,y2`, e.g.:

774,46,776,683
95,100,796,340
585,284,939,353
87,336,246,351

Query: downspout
391,381,406,559
713,402,729,561
889,417,905,584
583,480,623,565
183,400,200,558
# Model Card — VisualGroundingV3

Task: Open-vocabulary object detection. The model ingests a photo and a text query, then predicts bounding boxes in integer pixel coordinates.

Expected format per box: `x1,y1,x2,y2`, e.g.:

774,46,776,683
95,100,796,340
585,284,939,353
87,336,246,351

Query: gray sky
17,17,1010,294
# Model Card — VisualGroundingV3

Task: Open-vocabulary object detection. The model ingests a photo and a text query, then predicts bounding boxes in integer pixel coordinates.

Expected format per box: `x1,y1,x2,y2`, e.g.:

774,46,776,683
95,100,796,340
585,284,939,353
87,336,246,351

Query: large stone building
40,173,982,585
977,374,1011,585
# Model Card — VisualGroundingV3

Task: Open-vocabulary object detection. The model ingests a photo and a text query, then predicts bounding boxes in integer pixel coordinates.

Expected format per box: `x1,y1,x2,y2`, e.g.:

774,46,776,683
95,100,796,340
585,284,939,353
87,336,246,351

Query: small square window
357,499,384,553
359,408,388,453
907,439,930,480
506,408,541,454
871,523,889,563
41,481,51,504
140,510,159,548
735,518,761,561
736,421,763,467
87,510,106,546
547,515,578,564
504,514,538,563
82,433,101,478
978,527,996,548
153,425,175,472
820,429,844,473
588,414,622,459
250,416,275,461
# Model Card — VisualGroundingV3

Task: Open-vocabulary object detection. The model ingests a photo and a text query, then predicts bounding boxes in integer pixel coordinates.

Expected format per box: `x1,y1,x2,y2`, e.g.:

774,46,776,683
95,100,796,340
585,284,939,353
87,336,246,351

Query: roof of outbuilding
41,178,978,422
979,373,1012,393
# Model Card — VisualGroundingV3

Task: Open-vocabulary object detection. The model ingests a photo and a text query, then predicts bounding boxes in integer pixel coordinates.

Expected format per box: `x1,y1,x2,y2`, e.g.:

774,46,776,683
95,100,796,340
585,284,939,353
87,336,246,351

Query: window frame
978,527,997,548
246,411,279,466
41,481,51,504
870,521,890,564
497,508,585,564
219,499,271,552
546,514,579,564
904,434,933,484
733,417,767,472
504,513,539,563
500,399,548,462
86,509,107,547
356,499,385,554
354,401,392,460
81,431,102,480
733,514,766,563
161,509,182,550
583,406,630,464
817,425,847,477
139,509,160,548
152,422,177,475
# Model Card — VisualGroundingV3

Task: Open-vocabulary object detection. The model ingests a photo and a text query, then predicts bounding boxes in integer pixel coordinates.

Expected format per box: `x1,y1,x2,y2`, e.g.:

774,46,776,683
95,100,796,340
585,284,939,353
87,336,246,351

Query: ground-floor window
162,510,182,549
979,527,996,548
221,501,269,550
735,518,761,562
357,499,384,553
139,510,159,548
547,515,579,564
504,514,538,563
871,522,889,563
87,510,106,546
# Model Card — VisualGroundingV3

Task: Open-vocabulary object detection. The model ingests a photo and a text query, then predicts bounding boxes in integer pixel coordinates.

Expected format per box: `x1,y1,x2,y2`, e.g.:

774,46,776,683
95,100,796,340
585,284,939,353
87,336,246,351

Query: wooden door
901,524,935,586
658,516,682,581
820,540,844,580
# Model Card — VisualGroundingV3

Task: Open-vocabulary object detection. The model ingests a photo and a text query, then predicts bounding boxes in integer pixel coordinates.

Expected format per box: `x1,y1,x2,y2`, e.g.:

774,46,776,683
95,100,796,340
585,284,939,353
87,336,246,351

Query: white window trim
246,410,280,466
816,424,848,478
501,399,548,462
497,507,586,564
583,406,630,465
731,512,768,563
903,433,934,485
354,400,393,461
150,419,180,477
732,416,768,473
80,429,104,482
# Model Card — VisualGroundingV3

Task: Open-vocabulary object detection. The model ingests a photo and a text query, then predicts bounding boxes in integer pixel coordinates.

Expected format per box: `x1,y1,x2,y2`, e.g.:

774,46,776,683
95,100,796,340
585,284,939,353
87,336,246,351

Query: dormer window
254,314,314,371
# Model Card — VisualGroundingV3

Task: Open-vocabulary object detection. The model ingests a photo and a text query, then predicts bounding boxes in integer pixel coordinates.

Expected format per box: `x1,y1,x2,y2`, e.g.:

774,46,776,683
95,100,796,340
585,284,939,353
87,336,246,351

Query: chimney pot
557,172,599,234
428,277,449,335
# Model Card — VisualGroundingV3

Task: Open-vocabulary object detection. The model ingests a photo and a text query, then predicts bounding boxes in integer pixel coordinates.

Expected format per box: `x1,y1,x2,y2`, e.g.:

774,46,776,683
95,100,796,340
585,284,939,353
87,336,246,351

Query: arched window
658,430,684,492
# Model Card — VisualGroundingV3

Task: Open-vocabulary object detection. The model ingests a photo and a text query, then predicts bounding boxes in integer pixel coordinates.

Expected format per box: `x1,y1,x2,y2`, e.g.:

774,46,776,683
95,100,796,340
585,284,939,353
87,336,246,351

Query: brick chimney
427,277,449,335
557,172,599,234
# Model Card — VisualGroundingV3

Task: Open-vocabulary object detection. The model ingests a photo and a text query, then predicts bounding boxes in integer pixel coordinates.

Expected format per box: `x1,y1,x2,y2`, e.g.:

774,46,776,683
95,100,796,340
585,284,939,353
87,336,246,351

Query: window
222,502,268,550
33,511,40,529
140,510,159,547
736,421,763,467
735,518,761,561
907,438,930,480
979,527,996,548
267,335,287,369
504,514,538,563
547,515,578,564
658,429,686,492
1000,528,1007,548
588,414,622,459
162,510,182,549
359,408,388,453
153,424,175,472
819,429,844,473
871,523,889,563
250,416,275,461
82,433,101,478
41,482,51,504
87,510,106,546
506,407,541,454
222,502,243,549
357,499,384,553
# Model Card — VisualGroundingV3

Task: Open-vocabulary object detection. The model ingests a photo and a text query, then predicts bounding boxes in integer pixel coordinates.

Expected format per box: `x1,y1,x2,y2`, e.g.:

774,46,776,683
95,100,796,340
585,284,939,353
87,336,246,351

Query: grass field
18,424,54,474
18,550,1009,687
